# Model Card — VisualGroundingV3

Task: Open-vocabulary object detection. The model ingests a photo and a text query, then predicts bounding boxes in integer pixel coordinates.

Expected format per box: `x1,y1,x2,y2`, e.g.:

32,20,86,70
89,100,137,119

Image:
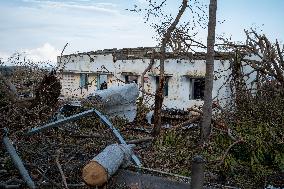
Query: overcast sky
0,0,283,63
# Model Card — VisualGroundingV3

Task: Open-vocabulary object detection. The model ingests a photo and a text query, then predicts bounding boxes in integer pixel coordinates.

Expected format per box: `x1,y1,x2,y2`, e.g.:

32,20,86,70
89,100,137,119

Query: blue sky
0,0,283,62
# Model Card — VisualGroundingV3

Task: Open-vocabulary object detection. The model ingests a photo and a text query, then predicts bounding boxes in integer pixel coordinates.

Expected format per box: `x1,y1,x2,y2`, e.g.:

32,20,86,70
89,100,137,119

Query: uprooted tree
209,29,284,187
0,53,61,131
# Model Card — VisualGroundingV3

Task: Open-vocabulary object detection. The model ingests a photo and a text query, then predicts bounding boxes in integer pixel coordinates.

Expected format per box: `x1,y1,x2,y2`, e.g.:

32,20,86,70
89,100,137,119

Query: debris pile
1,73,207,188
1,70,283,189
0,69,61,132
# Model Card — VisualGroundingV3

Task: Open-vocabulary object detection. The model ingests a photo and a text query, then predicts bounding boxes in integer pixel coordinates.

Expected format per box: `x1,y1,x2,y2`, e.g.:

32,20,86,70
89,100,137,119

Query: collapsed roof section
60,47,234,61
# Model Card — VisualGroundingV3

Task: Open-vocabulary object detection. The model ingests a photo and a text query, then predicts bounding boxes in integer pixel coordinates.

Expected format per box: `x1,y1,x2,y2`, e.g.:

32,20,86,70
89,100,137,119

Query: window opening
190,78,205,99
125,75,138,84
156,76,169,97
79,73,89,89
97,74,108,90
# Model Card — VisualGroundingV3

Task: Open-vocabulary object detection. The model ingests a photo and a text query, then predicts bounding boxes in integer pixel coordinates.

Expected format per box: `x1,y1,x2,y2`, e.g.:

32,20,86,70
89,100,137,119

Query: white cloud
0,51,10,62
21,0,119,15
136,0,148,5
0,0,156,57
96,3,118,8
1,43,60,66
23,43,60,63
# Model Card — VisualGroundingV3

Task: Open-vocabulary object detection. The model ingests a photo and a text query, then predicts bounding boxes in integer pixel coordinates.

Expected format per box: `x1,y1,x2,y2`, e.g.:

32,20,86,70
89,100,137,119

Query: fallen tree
209,29,284,188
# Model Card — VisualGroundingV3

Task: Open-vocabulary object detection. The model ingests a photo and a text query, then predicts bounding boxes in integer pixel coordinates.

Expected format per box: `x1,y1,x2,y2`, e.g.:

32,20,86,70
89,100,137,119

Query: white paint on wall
57,50,234,109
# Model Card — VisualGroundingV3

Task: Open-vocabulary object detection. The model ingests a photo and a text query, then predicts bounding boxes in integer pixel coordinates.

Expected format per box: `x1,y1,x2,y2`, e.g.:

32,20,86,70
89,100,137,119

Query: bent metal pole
25,108,142,167
26,109,95,135
93,109,142,167
2,129,36,189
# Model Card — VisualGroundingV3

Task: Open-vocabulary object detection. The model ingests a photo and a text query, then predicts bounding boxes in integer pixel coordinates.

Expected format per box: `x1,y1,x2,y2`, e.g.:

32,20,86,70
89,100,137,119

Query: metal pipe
26,109,95,135
25,108,142,167
93,109,142,167
3,135,36,189
93,109,126,144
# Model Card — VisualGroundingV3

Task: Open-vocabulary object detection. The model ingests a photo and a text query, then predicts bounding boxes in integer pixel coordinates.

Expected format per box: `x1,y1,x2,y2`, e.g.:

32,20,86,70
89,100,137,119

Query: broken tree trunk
140,50,156,100
82,144,134,186
201,0,217,143
152,0,188,136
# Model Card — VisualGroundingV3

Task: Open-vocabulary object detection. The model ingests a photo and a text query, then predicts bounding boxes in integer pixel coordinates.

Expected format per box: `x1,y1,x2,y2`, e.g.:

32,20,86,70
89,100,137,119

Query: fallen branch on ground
217,139,244,166
172,115,201,129
126,137,154,144
187,107,237,141
55,151,69,189
69,133,102,138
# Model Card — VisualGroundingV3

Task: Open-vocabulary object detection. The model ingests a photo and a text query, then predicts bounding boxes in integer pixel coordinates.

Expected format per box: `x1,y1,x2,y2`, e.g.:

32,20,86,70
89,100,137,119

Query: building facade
57,47,233,110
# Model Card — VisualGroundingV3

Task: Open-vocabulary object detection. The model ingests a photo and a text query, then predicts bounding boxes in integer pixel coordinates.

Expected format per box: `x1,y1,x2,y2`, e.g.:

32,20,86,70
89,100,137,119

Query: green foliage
150,129,198,177
158,130,179,147
178,169,190,177
210,89,284,188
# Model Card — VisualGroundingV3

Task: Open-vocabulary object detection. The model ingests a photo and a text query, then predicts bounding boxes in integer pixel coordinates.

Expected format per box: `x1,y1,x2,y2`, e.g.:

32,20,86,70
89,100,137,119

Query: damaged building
57,47,234,110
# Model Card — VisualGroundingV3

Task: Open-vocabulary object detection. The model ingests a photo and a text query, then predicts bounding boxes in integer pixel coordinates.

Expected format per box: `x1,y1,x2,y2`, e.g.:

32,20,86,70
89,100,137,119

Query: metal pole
190,155,205,189
25,107,142,167
2,131,36,189
93,109,142,168
26,109,95,135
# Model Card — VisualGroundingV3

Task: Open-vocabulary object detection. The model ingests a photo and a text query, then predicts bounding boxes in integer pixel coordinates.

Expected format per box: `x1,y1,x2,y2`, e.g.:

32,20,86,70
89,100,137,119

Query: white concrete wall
59,73,98,98
58,53,232,109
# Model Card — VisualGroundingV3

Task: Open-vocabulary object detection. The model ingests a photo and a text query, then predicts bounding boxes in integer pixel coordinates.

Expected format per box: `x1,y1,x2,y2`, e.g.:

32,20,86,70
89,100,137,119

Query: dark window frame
125,75,138,84
97,74,108,90
79,73,89,89
155,76,169,97
189,78,205,100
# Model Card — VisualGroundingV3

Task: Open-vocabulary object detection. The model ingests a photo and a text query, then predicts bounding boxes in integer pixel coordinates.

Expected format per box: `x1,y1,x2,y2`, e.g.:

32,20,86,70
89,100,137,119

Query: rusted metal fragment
113,170,190,189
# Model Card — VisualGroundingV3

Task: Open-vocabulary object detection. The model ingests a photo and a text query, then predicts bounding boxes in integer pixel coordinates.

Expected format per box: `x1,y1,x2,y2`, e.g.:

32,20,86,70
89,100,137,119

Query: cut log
82,144,134,186
82,161,108,186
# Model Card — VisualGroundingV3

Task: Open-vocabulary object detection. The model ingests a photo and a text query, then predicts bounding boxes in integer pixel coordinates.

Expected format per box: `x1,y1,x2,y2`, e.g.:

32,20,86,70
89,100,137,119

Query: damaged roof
60,47,234,61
